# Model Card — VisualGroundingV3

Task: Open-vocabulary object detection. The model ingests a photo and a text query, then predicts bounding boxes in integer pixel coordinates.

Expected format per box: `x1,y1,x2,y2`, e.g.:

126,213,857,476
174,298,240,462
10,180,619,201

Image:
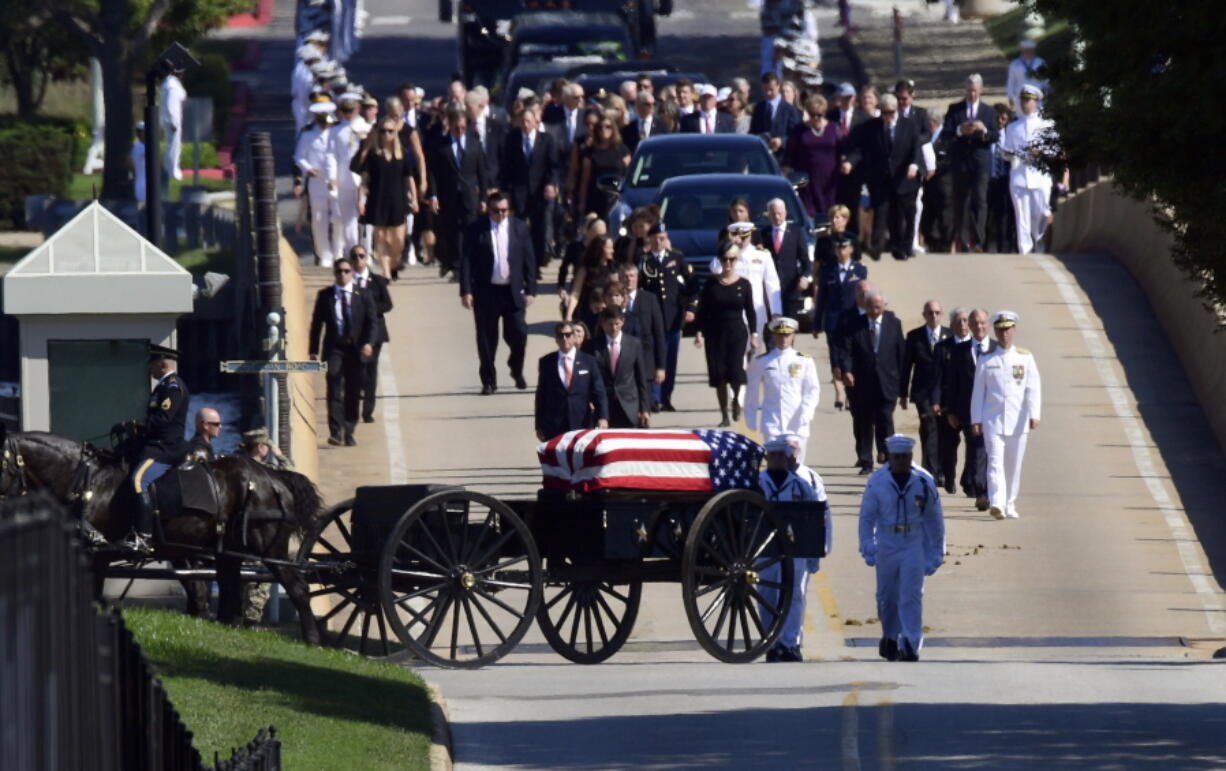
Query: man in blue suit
749,72,802,158
941,74,1000,252
535,321,609,441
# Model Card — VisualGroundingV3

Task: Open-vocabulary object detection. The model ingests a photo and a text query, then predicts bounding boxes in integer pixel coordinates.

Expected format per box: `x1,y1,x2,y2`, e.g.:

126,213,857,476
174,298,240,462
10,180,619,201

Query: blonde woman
353,116,418,280
383,96,429,267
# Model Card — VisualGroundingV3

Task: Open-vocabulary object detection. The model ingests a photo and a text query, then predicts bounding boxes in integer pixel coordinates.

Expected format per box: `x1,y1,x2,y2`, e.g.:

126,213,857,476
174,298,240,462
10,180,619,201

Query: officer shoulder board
755,351,771,359
795,351,809,358
1015,347,1030,355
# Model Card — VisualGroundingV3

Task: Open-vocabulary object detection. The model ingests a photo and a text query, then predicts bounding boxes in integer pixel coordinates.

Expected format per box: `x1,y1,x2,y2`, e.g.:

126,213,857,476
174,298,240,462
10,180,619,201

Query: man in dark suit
467,87,507,188
617,264,666,408
544,83,589,199
309,256,378,446
639,225,696,411
680,85,736,134
350,247,393,424
502,104,561,271
535,321,610,440
428,105,491,278
460,192,538,394
762,198,812,321
900,300,950,480
931,307,970,494
941,74,1000,252
838,289,905,473
592,306,652,428
749,72,802,158
830,83,874,226
843,93,924,260
622,91,667,152
939,308,996,508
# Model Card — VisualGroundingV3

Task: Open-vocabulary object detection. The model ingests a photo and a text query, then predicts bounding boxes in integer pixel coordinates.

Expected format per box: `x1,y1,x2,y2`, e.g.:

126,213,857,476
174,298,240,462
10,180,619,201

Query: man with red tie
763,198,812,322
593,307,652,428
535,321,609,441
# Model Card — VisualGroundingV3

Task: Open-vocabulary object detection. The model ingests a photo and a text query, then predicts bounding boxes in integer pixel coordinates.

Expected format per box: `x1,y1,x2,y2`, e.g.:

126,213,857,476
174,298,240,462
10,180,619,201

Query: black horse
0,424,326,644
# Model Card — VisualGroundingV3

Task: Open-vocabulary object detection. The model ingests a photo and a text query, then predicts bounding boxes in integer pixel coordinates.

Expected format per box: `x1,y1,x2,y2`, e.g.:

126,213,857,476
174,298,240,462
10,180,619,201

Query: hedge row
0,122,75,229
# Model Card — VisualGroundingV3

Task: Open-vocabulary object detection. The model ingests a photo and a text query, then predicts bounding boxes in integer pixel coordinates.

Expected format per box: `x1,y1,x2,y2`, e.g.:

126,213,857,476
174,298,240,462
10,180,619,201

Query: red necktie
563,355,573,388
610,339,620,372
773,228,783,254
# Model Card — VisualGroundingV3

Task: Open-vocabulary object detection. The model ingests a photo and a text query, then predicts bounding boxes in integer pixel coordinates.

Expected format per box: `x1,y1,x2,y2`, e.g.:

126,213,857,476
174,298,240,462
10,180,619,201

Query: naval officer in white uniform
1000,84,1062,254
970,310,1041,519
294,100,339,266
744,316,821,462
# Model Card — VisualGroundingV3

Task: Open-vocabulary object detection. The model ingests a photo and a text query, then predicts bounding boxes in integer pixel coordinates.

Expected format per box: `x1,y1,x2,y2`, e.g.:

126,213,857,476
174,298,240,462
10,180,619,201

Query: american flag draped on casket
538,429,764,493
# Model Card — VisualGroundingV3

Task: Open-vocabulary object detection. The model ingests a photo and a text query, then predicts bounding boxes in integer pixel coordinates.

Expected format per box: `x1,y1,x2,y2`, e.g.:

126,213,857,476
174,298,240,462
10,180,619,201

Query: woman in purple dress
784,94,841,219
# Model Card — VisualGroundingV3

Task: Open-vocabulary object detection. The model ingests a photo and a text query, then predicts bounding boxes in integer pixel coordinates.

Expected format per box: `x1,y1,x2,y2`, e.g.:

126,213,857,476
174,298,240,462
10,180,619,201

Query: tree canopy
1031,0,1226,315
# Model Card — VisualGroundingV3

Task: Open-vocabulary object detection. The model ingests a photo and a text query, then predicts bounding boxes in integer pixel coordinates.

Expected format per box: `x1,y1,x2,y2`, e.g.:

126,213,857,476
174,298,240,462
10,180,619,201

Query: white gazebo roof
2,201,193,315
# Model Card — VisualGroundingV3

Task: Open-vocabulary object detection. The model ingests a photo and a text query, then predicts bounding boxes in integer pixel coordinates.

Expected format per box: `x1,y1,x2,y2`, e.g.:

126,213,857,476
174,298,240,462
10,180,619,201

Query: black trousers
986,176,1016,253
609,400,635,428
951,169,989,248
325,344,363,440
473,285,528,387
920,172,953,251
960,424,987,495
851,396,895,468
915,404,940,477
871,189,918,258
361,342,383,421
938,414,961,492
526,199,560,269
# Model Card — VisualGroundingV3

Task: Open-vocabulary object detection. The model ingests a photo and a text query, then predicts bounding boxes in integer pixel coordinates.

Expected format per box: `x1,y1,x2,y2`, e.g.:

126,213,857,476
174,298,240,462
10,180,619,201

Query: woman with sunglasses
695,242,759,426
353,116,418,280
578,114,631,217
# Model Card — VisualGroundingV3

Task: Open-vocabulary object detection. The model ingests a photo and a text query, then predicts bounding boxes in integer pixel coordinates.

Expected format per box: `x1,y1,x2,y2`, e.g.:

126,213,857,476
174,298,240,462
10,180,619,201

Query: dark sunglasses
205,421,222,427
556,331,574,338
491,206,509,214
720,257,738,263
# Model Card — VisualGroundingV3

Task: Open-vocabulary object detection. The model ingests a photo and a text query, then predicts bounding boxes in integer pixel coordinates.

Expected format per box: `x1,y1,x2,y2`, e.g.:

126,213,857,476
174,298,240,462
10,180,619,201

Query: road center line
1032,253,1226,634
377,346,409,484
841,684,862,771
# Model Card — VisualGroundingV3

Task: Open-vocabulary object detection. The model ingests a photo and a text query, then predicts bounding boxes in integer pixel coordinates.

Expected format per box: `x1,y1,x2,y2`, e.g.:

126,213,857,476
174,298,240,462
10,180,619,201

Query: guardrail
0,493,281,771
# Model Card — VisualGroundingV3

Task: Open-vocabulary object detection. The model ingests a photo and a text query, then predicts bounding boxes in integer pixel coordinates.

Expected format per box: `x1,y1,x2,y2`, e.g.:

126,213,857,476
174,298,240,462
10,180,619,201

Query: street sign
220,360,327,374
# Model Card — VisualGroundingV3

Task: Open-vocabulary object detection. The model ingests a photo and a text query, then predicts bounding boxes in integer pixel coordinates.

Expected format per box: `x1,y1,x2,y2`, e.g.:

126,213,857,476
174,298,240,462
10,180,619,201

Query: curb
428,682,454,771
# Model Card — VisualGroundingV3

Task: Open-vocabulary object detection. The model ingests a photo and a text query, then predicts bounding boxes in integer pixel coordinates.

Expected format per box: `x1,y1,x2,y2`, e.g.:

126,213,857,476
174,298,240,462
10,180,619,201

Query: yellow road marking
877,696,896,770
841,683,862,771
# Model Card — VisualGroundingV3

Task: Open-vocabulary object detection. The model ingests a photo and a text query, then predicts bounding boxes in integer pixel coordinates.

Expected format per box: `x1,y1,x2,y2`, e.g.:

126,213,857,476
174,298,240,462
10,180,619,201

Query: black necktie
341,290,351,337
870,322,878,352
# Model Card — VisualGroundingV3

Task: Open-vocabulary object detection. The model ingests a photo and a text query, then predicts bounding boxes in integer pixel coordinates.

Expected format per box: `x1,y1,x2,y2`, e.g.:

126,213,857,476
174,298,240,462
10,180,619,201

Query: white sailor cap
310,60,334,76
698,84,717,98
1020,84,1043,100
338,92,363,104
305,29,330,43
517,87,537,101
764,437,793,454
768,316,799,334
727,221,756,235
297,45,320,61
309,101,337,115
1019,36,1038,49
716,86,732,102
838,82,857,97
415,86,426,100
991,310,1019,328
884,434,916,454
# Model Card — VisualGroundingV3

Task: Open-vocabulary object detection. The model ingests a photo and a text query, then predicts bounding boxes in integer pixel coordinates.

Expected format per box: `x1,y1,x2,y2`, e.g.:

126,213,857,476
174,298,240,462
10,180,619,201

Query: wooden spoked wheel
681,489,794,663
537,559,642,664
379,490,542,669
297,499,404,660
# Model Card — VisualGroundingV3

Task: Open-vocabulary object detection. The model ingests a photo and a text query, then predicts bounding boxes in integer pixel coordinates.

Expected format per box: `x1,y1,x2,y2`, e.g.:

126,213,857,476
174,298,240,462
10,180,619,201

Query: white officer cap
885,434,916,454
727,221,756,235
1019,36,1037,49
338,92,363,104
1020,84,1043,100
310,60,334,76
517,87,537,101
698,84,717,98
991,310,1019,329
297,45,320,61
838,82,857,97
305,29,330,43
717,86,732,102
768,316,799,334
309,101,337,115
764,437,792,454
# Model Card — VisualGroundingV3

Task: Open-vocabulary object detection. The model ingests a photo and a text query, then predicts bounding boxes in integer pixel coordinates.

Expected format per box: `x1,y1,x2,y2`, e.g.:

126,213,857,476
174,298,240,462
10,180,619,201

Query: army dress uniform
743,318,821,463
640,243,697,409
970,312,1041,519
858,435,945,661
127,345,190,545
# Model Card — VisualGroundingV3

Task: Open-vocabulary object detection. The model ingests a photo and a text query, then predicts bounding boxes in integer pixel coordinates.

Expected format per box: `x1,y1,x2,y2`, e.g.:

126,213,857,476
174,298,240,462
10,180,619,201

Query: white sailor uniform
1000,112,1057,254
294,121,337,266
326,117,366,260
744,347,821,463
970,344,1041,517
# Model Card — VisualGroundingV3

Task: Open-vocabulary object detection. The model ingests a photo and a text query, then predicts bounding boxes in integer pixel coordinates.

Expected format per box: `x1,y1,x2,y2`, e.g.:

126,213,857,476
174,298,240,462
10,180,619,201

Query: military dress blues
126,343,190,550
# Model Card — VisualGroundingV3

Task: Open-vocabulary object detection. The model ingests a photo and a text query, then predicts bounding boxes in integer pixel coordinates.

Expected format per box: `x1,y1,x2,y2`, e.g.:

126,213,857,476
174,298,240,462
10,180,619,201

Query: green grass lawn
68,173,233,202
124,608,434,770
0,246,29,265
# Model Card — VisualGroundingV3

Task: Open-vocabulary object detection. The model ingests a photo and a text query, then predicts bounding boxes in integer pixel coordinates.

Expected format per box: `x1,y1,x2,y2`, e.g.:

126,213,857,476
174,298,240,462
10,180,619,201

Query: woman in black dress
695,241,760,427
565,235,617,321
578,116,631,217
353,116,418,280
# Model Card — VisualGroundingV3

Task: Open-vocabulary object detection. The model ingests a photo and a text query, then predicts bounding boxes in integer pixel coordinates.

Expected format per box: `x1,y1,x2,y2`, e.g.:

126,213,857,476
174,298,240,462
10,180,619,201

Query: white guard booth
2,202,194,441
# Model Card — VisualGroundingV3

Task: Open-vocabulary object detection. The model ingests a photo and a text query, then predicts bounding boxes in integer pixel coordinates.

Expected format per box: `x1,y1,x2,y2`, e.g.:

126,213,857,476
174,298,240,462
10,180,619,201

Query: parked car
504,11,634,76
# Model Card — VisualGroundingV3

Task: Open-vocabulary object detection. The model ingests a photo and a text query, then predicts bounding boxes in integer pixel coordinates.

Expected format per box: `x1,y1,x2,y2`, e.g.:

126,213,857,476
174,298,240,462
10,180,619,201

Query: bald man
184,407,221,463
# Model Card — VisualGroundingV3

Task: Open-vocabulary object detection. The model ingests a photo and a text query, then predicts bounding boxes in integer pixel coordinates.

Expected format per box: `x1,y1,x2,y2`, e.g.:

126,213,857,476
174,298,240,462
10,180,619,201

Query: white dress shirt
490,218,510,285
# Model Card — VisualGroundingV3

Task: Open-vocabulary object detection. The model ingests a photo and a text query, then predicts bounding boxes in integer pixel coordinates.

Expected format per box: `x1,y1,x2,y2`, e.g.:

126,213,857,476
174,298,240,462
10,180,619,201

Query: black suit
474,115,507,185
623,290,666,373
940,337,997,496
941,100,1000,249
545,109,589,192
535,349,609,439
763,224,812,318
622,115,669,152
428,130,491,275
353,271,393,422
749,98,802,157
309,284,378,441
592,332,652,427
502,128,562,266
831,107,873,221
931,335,962,492
460,215,538,388
839,311,905,468
901,324,951,477
679,110,735,134
846,117,924,258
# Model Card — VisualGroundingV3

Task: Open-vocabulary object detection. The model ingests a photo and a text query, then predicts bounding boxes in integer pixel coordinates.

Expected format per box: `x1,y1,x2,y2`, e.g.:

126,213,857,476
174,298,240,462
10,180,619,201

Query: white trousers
335,183,362,262
1010,183,1051,255
404,212,418,265
985,431,1028,511
306,177,336,266
760,558,820,649
165,129,182,181
912,185,924,250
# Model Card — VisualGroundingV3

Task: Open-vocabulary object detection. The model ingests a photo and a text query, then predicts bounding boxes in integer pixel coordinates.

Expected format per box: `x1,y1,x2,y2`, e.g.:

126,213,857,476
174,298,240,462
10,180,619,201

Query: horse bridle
0,437,30,498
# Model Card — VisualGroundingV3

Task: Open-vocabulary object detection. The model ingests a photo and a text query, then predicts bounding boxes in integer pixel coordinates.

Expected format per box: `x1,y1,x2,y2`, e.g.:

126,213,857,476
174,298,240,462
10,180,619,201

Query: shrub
183,53,232,140
0,121,74,228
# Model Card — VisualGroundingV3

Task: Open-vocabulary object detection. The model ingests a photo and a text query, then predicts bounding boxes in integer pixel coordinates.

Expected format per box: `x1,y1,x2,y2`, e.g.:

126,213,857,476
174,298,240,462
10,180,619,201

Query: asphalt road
219,1,1226,767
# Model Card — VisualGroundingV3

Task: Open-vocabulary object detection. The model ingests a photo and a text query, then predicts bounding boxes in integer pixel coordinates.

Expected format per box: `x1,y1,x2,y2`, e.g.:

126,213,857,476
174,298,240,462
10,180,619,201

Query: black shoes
362,415,375,424
661,402,676,412
975,495,989,511
766,644,803,662
651,401,662,413
718,411,731,428
858,466,872,476
481,384,496,395
514,374,528,390
344,435,357,447
327,435,344,446
879,637,899,662
899,640,920,662
731,399,741,422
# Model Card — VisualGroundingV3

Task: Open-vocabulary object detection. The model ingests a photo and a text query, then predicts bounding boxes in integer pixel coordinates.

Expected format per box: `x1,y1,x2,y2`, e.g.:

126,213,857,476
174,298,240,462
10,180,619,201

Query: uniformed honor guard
758,437,832,662
639,225,697,412
1001,84,1062,254
126,344,190,551
858,434,945,661
744,316,821,463
970,310,1041,519
294,99,339,267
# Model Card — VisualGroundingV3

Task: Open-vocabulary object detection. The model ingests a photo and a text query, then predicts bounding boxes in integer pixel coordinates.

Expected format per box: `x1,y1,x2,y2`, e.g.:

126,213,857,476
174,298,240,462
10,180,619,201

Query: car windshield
628,146,776,188
515,38,627,63
659,187,803,231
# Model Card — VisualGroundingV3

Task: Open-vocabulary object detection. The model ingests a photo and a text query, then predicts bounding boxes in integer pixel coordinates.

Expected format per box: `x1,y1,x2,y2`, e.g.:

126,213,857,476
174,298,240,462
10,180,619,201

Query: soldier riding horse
0,421,327,645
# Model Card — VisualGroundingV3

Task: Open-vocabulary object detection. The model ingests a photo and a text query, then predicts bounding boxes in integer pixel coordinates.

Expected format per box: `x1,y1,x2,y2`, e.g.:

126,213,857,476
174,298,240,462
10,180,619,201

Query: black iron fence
0,493,281,770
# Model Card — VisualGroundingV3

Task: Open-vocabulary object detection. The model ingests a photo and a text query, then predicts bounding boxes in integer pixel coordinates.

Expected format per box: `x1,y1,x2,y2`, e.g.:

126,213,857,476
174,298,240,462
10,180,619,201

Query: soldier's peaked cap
148,343,179,361
992,310,1019,328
